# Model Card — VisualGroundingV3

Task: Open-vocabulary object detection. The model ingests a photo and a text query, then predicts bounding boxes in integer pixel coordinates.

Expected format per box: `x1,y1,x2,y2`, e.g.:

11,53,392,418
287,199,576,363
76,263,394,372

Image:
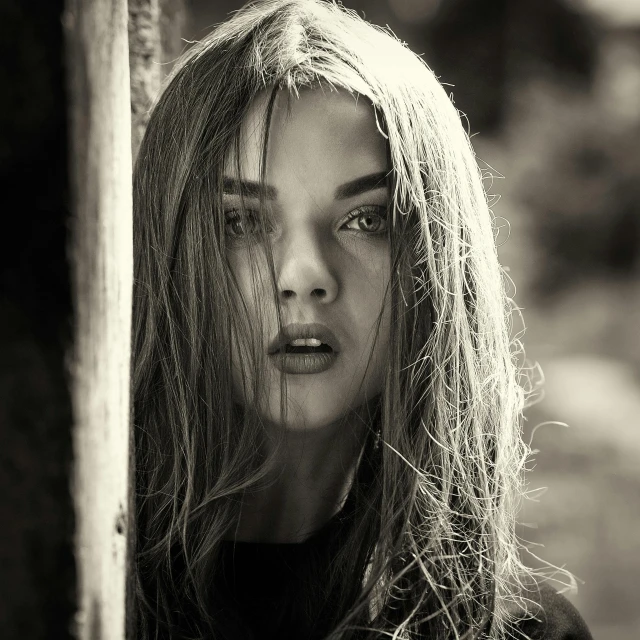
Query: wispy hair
132,1,543,638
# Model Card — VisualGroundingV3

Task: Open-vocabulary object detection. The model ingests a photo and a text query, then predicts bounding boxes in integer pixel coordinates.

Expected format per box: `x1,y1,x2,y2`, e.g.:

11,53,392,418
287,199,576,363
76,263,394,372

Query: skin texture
223,86,391,541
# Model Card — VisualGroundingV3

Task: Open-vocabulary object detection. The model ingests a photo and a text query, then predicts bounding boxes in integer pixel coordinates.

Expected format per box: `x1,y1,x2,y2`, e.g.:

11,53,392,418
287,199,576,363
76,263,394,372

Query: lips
267,323,341,375
268,323,340,356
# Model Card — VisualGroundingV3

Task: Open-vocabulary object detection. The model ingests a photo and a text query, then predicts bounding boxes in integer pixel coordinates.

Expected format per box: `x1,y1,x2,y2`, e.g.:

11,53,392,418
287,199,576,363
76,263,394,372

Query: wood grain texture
64,1,133,639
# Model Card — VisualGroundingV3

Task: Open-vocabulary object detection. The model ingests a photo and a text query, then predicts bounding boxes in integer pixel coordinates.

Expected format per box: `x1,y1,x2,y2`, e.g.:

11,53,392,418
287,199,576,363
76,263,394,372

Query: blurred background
1,0,638,637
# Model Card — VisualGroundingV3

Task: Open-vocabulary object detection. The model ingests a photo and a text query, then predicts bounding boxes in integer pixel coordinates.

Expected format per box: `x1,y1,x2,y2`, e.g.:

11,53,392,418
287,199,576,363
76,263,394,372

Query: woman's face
224,86,391,432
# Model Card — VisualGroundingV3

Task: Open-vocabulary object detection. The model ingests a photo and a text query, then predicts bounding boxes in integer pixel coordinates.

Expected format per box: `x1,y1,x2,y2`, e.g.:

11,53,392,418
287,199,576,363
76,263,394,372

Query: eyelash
342,205,388,235
223,205,388,238
223,209,272,237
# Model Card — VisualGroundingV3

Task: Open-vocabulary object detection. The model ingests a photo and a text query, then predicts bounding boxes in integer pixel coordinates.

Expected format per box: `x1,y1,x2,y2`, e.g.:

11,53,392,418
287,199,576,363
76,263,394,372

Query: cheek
352,253,391,383
359,252,391,327
226,247,275,319
369,293,391,381
227,247,259,294
226,249,273,403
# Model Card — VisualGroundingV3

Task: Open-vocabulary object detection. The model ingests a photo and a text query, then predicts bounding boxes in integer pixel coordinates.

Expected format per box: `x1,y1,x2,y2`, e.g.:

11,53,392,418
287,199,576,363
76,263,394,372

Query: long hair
132,1,535,638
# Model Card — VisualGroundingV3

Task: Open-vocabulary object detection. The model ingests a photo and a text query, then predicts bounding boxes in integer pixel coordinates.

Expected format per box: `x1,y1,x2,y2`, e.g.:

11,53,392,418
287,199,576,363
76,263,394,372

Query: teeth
289,338,322,347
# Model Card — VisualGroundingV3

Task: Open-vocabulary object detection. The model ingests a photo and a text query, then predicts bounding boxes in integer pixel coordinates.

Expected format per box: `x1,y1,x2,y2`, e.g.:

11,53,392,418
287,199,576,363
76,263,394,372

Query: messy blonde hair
132,1,535,638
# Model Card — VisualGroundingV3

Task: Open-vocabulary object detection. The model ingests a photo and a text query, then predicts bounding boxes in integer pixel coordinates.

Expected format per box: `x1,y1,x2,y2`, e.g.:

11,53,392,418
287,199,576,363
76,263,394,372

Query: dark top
217,513,593,640
217,512,346,639
507,584,593,640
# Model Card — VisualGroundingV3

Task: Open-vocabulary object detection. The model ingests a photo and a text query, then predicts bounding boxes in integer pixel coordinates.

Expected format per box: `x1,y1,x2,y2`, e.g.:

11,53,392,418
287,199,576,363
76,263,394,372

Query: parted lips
268,323,340,355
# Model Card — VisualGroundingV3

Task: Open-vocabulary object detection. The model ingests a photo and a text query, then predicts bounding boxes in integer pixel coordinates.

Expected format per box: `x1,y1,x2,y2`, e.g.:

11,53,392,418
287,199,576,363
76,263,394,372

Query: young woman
132,1,593,638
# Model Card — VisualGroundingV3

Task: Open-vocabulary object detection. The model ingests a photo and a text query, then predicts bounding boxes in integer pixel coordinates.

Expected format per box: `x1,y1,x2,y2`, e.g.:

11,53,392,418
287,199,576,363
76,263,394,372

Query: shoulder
507,582,593,640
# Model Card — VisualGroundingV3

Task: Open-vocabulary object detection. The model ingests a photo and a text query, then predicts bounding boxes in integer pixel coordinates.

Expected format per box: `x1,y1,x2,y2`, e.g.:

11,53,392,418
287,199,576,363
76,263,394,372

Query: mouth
268,323,340,375
279,338,334,355
268,323,340,356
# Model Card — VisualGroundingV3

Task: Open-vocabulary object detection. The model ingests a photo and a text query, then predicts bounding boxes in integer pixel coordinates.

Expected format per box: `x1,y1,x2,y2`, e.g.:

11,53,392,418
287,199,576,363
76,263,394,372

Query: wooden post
64,1,133,638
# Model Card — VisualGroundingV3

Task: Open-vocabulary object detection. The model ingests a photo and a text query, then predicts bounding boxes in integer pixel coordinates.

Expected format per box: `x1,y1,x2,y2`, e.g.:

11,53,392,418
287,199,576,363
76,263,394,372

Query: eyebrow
221,171,389,201
222,177,277,200
334,171,389,200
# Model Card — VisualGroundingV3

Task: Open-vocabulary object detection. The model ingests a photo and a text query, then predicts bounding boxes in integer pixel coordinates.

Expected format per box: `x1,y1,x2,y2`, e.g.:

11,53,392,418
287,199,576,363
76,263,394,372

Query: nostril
279,288,328,300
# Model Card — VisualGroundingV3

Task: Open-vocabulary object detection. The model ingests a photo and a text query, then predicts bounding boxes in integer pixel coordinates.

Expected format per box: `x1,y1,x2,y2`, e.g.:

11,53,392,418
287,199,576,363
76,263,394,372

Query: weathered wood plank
64,1,133,638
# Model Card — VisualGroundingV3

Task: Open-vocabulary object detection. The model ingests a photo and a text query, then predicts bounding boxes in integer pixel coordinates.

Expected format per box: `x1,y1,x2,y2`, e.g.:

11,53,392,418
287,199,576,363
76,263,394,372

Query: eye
343,206,388,234
224,209,270,237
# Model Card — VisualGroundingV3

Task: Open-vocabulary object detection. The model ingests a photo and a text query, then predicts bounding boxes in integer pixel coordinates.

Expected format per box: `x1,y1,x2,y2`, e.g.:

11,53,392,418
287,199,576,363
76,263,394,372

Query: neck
227,407,372,543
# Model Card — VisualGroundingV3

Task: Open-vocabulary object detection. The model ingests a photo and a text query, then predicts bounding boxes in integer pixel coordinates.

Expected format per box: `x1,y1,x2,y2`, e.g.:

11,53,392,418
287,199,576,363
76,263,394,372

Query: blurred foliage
508,79,640,299
422,0,597,132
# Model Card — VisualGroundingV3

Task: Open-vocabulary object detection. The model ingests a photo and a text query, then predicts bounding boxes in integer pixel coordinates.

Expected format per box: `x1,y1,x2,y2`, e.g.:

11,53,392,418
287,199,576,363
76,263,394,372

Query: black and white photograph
1,1,639,638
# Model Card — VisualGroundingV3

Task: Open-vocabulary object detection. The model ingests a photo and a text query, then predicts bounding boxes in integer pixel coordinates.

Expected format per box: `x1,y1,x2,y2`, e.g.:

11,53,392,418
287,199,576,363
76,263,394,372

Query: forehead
224,85,388,185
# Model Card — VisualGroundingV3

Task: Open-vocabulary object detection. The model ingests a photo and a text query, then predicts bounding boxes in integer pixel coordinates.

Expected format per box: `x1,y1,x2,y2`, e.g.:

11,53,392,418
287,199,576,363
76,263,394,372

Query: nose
276,230,338,304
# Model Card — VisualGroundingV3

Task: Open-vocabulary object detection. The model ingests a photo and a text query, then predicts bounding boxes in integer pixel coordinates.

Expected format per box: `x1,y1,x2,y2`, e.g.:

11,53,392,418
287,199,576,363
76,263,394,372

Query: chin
259,383,380,433
259,395,347,432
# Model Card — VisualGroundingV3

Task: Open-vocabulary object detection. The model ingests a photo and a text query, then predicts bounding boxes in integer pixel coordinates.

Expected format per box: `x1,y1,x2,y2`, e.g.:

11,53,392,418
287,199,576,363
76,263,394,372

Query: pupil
359,214,380,232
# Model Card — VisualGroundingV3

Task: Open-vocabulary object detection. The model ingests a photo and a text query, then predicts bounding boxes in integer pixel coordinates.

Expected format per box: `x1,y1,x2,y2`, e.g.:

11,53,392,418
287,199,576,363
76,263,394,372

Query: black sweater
214,442,591,640
217,520,593,640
